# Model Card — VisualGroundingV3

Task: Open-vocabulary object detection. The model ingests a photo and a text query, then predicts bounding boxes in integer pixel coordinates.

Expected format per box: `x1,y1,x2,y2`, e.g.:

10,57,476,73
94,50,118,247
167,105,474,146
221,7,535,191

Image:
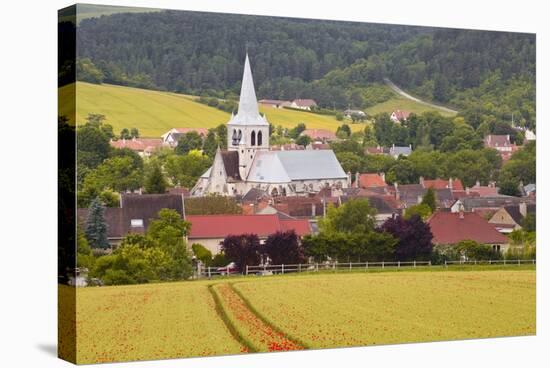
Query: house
483,134,519,161
389,183,454,209
420,177,464,191
186,214,312,254
110,138,167,157
468,181,499,197
389,144,412,158
355,172,387,188
290,99,317,110
300,128,337,142
450,196,531,214
427,210,509,253
523,183,536,197
192,55,348,198
524,129,536,142
344,109,366,119
161,128,209,147
365,146,386,155
77,193,185,247
258,99,292,108
390,110,411,122
489,202,536,234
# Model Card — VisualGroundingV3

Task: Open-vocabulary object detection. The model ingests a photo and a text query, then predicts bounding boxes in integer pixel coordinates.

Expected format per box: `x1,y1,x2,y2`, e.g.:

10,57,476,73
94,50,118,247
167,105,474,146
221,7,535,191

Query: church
191,54,349,197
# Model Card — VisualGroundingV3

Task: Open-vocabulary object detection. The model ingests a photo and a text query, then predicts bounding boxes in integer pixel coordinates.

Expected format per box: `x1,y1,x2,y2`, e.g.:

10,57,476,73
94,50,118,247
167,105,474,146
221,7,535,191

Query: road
384,78,458,114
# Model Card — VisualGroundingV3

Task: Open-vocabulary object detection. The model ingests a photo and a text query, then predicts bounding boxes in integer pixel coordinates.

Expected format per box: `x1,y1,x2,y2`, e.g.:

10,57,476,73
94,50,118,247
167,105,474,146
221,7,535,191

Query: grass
233,270,535,349
73,281,244,364
70,268,535,363
59,82,363,137
365,96,457,117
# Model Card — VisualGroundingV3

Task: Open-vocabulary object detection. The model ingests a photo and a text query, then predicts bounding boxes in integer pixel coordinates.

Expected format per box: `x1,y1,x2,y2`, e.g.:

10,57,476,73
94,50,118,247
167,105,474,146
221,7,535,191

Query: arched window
251,131,256,146
257,130,263,146
237,130,242,143
232,129,237,145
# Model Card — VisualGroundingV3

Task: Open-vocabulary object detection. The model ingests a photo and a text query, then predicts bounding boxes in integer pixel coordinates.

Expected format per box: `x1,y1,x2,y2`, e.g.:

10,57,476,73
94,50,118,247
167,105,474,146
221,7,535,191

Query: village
73,53,536,286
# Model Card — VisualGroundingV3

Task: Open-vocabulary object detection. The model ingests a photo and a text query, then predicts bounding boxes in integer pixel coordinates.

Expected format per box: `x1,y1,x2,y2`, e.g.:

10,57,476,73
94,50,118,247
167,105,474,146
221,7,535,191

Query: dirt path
384,78,458,114
213,283,304,352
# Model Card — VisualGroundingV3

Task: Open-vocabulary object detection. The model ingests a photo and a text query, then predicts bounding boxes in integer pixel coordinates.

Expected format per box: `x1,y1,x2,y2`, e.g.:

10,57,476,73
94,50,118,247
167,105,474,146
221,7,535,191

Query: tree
522,213,536,232
421,188,437,211
295,134,312,147
380,215,433,261
335,152,363,174
120,128,131,140
76,58,104,84
456,240,500,260
84,197,109,249
288,123,306,139
203,130,218,158
403,203,432,220
264,231,305,265
76,225,94,269
175,131,203,155
222,234,262,271
192,243,213,267
336,124,351,138
77,123,111,169
130,128,140,138
319,199,377,236
144,162,167,194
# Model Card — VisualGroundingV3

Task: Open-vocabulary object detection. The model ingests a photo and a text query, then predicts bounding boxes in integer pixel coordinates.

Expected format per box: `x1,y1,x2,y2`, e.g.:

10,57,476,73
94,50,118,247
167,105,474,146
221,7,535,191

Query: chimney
311,203,317,217
419,176,425,187
449,177,453,190
459,203,465,219
519,202,527,217
380,172,386,183
355,172,360,188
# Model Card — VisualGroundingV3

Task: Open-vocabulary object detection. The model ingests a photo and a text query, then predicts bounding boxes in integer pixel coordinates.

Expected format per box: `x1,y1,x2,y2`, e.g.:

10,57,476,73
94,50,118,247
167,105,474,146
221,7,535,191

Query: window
130,219,144,228
251,131,256,146
257,131,263,146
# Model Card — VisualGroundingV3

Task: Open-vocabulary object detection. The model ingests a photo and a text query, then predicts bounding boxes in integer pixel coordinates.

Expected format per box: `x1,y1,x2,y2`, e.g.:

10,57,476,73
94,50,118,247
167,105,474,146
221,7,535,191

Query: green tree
144,162,167,194
175,131,203,155
319,199,377,236
120,128,131,140
84,197,109,249
130,128,140,138
403,203,432,220
295,134,312,147
421,188,437,211
192,243,213,267
202,130,218,158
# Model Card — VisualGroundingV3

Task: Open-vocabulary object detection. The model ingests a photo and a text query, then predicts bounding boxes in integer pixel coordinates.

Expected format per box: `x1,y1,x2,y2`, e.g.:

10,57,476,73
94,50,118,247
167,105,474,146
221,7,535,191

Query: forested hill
75,9,536,128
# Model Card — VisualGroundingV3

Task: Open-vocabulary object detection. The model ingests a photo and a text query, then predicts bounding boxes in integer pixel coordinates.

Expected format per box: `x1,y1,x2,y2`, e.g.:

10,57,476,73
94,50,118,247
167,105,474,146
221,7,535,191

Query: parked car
217,262,238,275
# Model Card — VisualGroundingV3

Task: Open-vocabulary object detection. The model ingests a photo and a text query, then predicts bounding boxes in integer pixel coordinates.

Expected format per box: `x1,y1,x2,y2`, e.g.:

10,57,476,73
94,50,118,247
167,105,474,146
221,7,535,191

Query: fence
196,259,536,279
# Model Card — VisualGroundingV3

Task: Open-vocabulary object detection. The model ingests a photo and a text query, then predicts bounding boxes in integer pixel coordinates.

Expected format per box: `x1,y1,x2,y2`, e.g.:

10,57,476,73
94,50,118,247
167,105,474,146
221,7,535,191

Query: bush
456,240,501,260
211,253,229,267
264,231,305,265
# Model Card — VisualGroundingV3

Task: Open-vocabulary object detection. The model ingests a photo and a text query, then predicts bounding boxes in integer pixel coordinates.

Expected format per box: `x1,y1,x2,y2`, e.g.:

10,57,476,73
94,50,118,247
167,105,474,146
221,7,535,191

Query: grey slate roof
389,145,412,157
247,150,348,183
461,196,529,211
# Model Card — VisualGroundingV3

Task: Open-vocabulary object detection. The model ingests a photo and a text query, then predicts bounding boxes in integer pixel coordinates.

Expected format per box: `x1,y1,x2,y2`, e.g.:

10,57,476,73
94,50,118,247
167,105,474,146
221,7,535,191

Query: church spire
237,53,260,119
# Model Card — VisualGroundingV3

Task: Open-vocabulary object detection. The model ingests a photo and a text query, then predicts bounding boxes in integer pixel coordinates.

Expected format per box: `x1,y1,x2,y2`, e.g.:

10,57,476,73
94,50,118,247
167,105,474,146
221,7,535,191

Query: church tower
227,53,269,180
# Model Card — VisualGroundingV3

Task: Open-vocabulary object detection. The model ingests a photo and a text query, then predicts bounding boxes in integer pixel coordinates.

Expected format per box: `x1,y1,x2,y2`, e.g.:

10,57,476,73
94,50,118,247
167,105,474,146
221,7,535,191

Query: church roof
247,150,347,183
221,151,242,182
228,53,268,126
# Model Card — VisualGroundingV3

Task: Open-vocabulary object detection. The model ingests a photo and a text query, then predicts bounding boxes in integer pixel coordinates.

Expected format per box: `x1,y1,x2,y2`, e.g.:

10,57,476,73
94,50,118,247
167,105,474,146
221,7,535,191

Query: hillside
60,82,366,137
365,96,456,117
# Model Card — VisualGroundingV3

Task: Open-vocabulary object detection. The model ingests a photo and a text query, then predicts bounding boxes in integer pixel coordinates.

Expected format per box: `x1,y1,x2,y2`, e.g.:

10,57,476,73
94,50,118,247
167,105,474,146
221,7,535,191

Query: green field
67,269,535,364
60,82,363,138
365,96,457,117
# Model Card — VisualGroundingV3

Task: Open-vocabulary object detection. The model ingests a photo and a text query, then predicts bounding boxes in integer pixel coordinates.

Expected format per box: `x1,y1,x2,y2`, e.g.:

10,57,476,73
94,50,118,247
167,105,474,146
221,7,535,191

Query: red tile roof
358,173,386,188
484,135,512,148
469,185,499,197
174,128,209,135
423,178,464,191
110,138,166,152
427,211,508,245
365,146,385,154
301,129,336,140
186,214,311,238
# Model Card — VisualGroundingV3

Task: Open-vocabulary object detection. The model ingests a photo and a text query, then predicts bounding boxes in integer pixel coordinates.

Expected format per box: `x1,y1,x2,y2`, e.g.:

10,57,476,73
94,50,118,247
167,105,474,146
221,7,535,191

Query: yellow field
59,82,362,138
67,269,535,364
234,270,535,348
73,281,244,364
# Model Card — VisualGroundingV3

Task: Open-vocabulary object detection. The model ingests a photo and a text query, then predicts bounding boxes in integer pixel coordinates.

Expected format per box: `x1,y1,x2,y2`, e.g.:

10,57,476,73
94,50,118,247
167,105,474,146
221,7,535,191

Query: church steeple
237,53,260,119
